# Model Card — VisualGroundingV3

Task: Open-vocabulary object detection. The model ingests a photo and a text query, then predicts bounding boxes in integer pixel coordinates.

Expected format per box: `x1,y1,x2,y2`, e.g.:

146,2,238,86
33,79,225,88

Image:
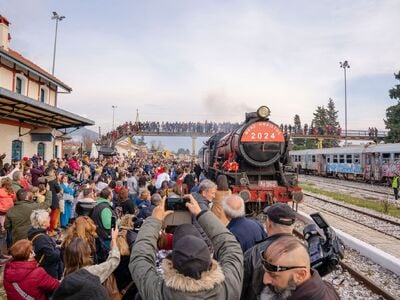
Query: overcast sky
2,0,400,133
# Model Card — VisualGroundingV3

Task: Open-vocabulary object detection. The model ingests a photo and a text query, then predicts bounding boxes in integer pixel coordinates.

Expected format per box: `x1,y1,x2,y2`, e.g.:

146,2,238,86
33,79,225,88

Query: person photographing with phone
129,195,243,299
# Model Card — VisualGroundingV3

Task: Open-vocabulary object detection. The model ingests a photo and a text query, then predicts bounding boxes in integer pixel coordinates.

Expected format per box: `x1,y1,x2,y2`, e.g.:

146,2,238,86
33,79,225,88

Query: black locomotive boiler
199,106,303,212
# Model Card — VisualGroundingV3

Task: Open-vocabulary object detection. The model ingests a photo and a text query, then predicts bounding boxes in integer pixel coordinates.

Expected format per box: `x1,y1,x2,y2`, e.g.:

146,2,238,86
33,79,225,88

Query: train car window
333,155,338,163
312,155,316,162
327,156,331,163
339,155,345,163
299,156,302,162
382,153,390,163
346,154,352,163
394,153,400,160
354,154,360,163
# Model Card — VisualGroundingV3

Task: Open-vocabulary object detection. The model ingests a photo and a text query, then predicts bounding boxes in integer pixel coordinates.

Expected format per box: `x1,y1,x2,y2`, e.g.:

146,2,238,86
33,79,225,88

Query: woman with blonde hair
53,228,120,299
61,216,98,261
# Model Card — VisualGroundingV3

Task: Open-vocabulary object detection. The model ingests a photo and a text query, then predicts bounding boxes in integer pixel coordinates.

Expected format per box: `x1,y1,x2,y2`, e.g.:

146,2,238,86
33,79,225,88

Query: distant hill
68,127,99,142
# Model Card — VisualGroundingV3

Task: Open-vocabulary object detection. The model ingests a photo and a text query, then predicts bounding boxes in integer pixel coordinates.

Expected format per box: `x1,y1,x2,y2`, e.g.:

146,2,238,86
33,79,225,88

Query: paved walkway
298,203,400,259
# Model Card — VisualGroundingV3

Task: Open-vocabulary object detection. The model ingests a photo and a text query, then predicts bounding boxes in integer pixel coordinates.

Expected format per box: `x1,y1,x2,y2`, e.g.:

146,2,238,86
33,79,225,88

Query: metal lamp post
340,60,350,144
51,12,65,75
112,105,117,131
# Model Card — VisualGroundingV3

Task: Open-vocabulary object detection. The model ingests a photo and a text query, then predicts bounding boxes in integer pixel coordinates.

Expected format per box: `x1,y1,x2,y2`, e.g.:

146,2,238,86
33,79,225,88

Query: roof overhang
0,48,72,92
0,87,95,129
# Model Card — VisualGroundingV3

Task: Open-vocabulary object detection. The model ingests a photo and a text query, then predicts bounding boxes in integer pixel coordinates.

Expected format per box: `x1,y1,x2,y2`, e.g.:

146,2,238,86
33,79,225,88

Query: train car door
371,152,381,182
316,154,325,176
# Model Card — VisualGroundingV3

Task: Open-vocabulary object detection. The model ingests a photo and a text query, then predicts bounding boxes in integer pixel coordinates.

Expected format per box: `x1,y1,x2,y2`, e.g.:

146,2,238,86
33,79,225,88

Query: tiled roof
0,47,72,92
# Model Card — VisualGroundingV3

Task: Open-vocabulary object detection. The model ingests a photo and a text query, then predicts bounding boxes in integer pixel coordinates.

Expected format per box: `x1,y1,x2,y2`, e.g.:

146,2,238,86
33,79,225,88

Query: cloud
2,0,400,133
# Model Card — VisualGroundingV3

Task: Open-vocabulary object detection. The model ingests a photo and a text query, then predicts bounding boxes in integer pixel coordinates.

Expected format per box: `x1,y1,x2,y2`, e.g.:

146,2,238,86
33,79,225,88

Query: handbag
63,193,74,202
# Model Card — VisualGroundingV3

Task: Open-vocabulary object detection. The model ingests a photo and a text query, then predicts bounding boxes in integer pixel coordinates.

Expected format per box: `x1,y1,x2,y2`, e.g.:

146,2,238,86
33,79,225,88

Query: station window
346,154,352,163
54,145,59,158
37,143,45,158
339,155,345,163
382,153,390,163
333,155,338,163
354,154,360,163
395,153,400,160
11,140,22,161
40,88,46,103
15,75,27,95
16,77,22,94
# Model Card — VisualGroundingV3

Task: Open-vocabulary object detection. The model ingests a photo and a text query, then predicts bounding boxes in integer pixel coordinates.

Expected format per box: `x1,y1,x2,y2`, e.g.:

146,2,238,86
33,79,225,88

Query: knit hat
171,224,211,279
263,203,296,225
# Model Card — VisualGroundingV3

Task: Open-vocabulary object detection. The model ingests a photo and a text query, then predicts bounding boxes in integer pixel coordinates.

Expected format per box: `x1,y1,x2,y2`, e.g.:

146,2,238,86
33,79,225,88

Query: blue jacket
227,217,267,252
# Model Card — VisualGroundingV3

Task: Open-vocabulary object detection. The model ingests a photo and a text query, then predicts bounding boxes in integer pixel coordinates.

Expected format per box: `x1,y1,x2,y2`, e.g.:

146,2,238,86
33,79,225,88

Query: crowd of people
0,152,339,299
100,121,241,145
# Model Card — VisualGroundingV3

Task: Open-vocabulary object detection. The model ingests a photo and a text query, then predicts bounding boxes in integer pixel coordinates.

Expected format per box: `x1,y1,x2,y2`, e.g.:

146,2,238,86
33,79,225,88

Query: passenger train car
290,143,400,183
199,106,303,213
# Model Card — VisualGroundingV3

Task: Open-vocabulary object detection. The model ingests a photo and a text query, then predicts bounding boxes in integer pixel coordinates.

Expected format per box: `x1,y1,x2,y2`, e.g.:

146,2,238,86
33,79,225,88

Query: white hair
199,179,217,194
30,209,49,229
223,194,245,219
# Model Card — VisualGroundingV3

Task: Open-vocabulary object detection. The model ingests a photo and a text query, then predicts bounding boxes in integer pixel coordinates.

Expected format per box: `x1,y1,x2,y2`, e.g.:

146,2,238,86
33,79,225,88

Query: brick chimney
0,15,11,50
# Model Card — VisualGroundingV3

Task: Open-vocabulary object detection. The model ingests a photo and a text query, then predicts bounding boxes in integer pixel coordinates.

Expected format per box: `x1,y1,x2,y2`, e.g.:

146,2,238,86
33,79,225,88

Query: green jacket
5,198,51,244
129,211,243,300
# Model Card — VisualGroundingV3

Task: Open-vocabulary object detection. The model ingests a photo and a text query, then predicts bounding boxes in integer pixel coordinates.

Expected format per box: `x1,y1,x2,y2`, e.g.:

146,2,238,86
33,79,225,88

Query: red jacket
4,261,59,300
68,159,80,171
0,188,16,213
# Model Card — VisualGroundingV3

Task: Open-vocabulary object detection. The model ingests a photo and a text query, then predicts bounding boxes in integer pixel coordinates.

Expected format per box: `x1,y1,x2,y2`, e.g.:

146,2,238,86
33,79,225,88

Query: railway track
299,175,393,198
293,226,399,300
302,191,400,240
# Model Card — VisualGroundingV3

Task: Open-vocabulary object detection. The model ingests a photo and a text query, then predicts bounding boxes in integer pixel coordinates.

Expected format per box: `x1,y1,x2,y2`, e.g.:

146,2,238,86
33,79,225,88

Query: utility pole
51,12,65,75
112,105,117,131
339,60,350,145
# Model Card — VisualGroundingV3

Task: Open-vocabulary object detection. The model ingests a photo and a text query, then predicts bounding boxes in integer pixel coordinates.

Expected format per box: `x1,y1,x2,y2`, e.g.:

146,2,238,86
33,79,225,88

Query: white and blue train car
290,146,363,178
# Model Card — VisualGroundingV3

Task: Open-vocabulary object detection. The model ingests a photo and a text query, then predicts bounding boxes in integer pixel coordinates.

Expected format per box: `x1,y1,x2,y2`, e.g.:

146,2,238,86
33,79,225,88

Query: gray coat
129,211,243,300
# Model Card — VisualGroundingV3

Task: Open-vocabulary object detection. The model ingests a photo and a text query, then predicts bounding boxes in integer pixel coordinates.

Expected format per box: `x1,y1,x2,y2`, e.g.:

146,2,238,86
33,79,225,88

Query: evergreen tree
292,114,305,148
385,71,400,142
326,98,340,129
312,106,328,129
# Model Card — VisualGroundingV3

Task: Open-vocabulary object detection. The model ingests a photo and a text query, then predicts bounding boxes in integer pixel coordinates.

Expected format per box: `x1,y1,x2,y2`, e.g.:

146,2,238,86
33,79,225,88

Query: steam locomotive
199,106,303,213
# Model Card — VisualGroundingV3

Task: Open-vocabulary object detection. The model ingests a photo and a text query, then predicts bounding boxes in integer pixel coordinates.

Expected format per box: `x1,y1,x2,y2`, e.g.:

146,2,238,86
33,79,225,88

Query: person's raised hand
152,196,173,221
111,227,119,241
184,194,202,216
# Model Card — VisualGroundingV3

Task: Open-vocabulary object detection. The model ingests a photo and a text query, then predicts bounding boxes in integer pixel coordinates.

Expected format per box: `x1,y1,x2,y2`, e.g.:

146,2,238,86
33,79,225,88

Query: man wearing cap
129,196,243,299
241,203,296,300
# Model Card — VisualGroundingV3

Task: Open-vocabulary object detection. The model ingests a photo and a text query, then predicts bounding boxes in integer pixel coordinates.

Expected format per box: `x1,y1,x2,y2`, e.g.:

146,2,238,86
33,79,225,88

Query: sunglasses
260,251,306,272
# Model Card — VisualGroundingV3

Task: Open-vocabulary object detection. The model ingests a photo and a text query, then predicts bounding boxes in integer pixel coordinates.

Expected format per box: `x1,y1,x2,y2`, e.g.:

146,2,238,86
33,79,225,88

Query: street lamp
112,105,117,131
339,60,350,144
51,11,65,75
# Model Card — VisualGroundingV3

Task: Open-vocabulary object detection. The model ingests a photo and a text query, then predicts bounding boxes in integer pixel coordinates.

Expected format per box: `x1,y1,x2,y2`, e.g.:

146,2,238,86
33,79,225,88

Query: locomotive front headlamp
257,106,270,119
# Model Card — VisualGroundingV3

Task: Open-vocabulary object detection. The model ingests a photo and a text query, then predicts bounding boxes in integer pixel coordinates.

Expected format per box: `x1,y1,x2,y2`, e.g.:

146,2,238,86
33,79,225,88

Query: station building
0,15,94,164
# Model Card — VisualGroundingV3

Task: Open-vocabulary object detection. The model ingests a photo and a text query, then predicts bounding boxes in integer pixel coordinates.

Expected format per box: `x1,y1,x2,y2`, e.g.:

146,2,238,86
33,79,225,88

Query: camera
303,213,345,276
165,197,189,211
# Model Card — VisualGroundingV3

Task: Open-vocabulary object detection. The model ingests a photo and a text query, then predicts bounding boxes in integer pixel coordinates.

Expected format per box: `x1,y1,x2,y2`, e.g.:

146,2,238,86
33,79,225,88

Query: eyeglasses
260,251,306,272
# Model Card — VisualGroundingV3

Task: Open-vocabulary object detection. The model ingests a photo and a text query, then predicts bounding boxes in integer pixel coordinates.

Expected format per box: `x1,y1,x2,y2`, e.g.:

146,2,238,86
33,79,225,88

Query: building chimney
0,15,11,50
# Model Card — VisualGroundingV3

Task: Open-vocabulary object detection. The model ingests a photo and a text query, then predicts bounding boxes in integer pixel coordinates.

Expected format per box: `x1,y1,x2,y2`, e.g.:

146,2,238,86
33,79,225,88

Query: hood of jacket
27,227,46,240
53,269,109,299
162,258,225,293
4,261,37,283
